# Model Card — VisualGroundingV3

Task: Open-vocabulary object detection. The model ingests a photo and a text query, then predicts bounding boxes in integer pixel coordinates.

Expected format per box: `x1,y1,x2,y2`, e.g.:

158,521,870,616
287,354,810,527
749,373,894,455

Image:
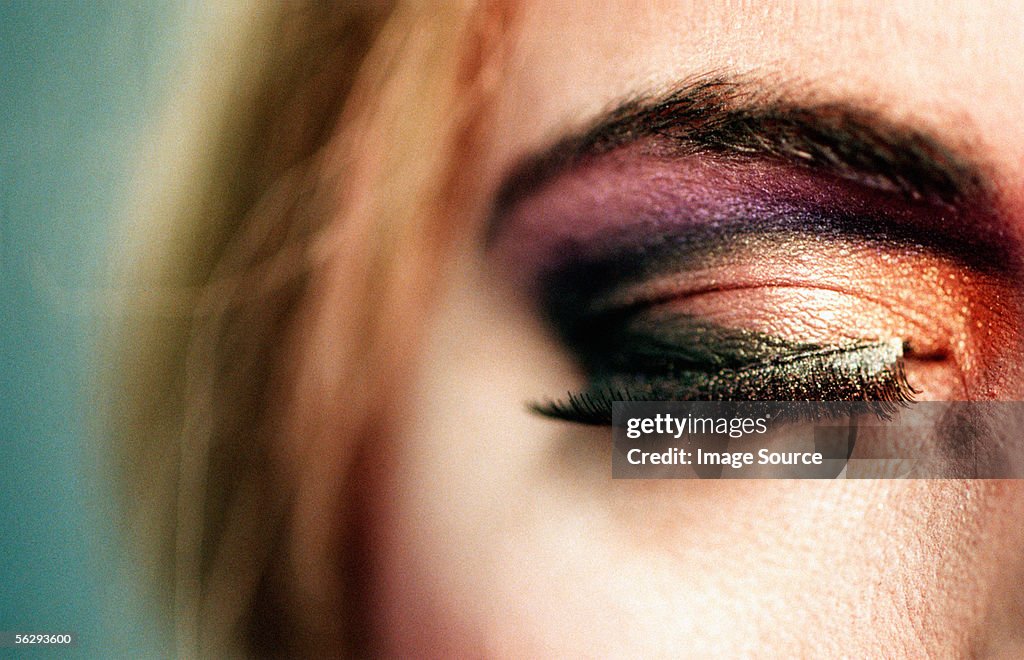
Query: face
368,2,1024,655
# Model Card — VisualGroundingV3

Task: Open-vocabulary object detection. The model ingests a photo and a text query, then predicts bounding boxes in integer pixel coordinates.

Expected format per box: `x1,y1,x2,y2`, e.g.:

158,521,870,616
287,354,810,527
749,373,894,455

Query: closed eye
530,312,917,425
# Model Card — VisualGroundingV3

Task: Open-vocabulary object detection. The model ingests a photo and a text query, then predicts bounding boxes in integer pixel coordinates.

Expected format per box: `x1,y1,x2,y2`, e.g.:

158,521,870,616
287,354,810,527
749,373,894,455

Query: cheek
366,268,1024,656
368,264,584,654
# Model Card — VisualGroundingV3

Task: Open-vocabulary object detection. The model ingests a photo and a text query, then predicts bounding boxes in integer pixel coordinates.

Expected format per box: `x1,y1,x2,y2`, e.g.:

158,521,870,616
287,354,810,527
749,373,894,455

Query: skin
366,2,1024,656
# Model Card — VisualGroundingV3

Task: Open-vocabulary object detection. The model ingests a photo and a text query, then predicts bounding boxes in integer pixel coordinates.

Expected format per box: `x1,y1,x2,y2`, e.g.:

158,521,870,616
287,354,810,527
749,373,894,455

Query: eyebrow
491,76,989,230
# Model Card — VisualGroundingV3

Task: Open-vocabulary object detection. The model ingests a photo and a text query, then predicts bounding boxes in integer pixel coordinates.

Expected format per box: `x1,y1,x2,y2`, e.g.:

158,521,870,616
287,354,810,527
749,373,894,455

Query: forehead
485,1,1024,204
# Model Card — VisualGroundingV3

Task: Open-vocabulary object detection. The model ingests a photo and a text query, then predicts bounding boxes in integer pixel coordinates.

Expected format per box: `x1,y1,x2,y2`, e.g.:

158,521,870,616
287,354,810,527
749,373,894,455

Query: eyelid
532,313,916,425
512,169,1004,423
540,221,1003,324
536,225,988,372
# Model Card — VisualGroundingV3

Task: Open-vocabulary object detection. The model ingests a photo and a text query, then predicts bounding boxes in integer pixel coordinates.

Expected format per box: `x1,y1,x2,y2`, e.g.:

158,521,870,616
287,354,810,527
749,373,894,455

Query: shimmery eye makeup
533,216,999,327
485,81,1022,423
487,150,1012,301
522,212,948,425
530,313,916,425
498,180,1007,414
495,175,1001,415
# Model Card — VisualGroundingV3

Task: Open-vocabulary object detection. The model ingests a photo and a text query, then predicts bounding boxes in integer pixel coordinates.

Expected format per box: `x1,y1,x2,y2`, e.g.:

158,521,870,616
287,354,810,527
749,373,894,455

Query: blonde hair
110,2,514,655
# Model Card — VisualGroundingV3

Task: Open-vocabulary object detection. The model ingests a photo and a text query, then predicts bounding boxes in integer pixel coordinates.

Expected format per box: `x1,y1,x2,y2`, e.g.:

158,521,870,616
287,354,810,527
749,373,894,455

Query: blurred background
2,2,189,654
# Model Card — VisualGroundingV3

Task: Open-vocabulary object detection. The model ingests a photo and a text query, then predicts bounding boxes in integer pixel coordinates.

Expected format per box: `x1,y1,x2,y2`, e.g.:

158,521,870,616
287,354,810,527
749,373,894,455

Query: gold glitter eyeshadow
532,315,916,425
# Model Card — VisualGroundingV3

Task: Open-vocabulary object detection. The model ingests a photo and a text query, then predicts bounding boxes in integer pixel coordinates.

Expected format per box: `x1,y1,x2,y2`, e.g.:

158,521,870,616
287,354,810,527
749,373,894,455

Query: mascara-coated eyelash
531,315,918,425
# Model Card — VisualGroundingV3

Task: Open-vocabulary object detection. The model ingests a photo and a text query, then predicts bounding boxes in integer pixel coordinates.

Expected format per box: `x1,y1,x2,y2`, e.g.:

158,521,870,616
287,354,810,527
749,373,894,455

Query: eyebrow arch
491,76,990,231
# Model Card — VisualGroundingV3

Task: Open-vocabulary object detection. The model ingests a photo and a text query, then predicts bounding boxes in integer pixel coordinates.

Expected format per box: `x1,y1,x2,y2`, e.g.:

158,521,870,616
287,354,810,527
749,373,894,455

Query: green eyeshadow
532,313,916,425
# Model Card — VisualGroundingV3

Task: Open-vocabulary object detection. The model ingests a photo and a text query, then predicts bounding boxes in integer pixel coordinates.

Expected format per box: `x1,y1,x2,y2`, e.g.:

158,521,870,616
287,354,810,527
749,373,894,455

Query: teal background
2,2,185,655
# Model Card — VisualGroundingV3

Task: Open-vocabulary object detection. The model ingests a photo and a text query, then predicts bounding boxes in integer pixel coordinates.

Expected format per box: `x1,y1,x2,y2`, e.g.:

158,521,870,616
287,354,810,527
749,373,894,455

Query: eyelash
531,314,918,424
